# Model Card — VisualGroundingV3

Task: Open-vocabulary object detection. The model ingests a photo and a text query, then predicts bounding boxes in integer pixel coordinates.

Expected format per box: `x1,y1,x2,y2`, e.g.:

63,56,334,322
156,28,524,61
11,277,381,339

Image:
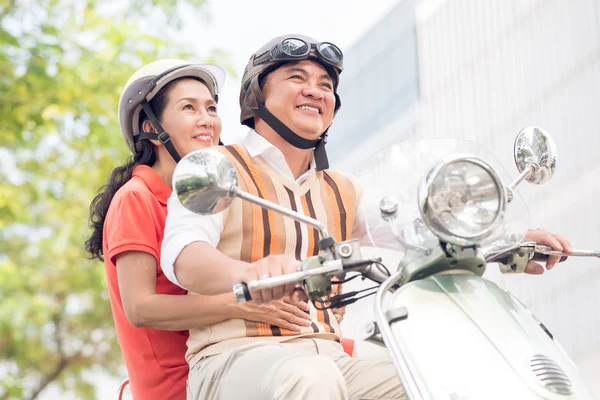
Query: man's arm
173,241,247,294
160,191,233,292
161,192,300,304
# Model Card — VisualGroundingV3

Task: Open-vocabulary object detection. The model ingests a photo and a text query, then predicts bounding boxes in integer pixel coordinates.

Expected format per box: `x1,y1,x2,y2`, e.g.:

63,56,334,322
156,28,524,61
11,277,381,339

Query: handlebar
530,252,568,263
486,242,587,263
234,241,597,304
232,260,344,304
533,244,599,259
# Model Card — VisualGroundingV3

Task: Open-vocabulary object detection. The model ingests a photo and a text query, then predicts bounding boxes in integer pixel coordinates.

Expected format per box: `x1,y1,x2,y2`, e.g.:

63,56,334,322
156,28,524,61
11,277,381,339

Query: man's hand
523,228,574,274
236,297,312,331
244,255,301,305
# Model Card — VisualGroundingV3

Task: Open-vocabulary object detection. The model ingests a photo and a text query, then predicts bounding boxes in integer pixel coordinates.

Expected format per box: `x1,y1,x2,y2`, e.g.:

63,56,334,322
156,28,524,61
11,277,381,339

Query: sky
181,0,401,144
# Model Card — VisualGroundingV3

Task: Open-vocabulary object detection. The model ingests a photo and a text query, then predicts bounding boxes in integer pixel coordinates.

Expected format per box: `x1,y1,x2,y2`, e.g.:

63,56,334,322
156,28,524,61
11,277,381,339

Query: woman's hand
235,297,312,332
331,305,346,324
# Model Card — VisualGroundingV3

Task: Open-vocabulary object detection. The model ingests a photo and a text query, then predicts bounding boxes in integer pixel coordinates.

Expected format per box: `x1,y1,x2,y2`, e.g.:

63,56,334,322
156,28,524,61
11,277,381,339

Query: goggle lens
318,42,343,63
281,38,310,56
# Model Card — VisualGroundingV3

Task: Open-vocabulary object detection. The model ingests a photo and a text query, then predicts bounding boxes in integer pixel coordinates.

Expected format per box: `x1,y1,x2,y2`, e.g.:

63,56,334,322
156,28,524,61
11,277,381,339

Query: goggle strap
252,51,272,67
252,39,342,71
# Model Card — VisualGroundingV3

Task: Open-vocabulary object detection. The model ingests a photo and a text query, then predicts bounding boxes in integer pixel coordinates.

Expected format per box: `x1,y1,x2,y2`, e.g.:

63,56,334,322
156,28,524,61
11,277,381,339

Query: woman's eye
208,105,218,113
183,104,194,110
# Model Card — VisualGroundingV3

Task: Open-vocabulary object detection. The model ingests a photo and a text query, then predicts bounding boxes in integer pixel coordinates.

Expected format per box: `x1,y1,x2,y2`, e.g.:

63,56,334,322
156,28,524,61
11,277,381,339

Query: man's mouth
297,105,321,114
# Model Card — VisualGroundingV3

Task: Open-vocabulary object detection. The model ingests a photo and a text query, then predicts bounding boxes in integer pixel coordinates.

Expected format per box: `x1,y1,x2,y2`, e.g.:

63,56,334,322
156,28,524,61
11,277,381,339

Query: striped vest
185,145,358,366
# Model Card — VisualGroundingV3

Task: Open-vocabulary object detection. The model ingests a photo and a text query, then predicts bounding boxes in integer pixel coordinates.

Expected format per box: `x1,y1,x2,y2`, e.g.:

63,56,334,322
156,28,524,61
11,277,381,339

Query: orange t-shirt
103,165,188,400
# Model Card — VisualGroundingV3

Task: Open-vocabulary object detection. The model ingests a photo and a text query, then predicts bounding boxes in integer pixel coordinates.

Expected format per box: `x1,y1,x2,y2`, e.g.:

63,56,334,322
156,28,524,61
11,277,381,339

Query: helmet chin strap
253,100,330,171
136,101,182,163
136,101,225,160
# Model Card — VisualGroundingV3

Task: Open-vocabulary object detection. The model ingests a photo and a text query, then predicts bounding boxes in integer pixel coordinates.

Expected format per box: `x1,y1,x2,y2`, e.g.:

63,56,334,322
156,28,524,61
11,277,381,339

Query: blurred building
332,0,600,396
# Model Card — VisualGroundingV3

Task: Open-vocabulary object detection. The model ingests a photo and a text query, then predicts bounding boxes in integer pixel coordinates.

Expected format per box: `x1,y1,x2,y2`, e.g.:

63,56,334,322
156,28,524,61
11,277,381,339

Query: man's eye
208,105,218,113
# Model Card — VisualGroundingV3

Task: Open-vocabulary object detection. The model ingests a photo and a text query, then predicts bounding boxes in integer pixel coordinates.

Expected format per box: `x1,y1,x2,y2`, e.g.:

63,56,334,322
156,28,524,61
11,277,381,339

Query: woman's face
144,78,222,157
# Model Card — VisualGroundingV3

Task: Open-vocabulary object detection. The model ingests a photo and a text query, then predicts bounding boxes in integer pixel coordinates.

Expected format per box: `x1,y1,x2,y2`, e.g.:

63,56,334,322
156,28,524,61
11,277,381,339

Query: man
161,35,571,400
161,34,408,400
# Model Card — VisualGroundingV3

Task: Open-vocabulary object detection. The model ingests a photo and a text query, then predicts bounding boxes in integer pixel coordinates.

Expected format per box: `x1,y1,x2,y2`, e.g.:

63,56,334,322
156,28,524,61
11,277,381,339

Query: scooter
173,126,599,400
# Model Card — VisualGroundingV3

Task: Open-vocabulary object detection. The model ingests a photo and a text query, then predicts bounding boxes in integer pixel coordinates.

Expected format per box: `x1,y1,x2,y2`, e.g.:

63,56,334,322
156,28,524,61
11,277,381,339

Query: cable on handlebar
374,260,391,277
332,274,362,284
311,260,391,310
313,285,379,310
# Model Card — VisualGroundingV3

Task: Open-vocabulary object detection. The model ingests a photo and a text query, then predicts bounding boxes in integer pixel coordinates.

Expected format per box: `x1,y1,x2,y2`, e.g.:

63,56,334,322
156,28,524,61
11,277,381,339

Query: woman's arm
116,251,311,331
117,251,238,330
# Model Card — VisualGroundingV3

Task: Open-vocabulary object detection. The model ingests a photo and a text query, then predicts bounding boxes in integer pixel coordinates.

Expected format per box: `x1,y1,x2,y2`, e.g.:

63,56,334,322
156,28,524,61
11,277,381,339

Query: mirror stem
508,164,535,191
232,186,332,243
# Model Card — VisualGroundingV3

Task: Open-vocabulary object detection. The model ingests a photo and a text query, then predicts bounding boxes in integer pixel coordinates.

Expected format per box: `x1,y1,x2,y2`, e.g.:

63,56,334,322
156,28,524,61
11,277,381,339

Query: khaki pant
187,338,405,400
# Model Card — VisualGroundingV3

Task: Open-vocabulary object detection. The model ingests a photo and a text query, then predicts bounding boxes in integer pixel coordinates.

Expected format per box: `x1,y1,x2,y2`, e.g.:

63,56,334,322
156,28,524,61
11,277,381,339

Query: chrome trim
245,260,343,292
534,244,600,258
530,354,573,395
513,126,557,185
418,154,507,247
375,272,427,400
507,164,535,191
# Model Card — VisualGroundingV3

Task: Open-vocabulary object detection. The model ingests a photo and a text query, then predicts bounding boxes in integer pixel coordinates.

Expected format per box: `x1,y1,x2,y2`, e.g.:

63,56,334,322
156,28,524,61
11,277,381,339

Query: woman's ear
141,120,162,147
141,119,156,134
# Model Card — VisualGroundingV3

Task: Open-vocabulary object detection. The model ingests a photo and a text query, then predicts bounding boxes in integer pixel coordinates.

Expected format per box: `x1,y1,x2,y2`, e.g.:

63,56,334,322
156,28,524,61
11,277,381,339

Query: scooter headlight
418,155,506,246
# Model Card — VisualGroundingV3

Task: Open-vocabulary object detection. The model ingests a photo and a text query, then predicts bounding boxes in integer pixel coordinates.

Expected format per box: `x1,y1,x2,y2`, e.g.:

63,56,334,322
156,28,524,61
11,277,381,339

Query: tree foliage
0,1,228,398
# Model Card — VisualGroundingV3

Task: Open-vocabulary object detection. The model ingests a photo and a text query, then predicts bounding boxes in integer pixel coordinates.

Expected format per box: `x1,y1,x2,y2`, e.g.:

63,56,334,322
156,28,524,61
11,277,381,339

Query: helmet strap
136,101,182,163
252,97,330,170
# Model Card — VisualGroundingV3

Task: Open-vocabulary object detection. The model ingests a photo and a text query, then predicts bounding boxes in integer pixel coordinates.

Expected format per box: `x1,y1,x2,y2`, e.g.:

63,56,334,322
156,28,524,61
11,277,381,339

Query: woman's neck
151,154,177,189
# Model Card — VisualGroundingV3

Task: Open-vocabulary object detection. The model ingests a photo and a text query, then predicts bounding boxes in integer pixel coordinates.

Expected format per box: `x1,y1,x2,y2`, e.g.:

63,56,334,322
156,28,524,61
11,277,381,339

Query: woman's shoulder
104,175,164,240
113,175,154,205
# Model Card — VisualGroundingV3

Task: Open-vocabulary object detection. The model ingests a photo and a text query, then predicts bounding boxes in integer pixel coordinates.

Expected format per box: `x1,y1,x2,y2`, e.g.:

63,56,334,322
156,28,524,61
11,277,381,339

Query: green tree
0,1,229,398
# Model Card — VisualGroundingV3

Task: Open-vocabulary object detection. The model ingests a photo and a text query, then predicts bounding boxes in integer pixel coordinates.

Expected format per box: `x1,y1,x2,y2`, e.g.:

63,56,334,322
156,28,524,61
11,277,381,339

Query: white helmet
118,59,226,156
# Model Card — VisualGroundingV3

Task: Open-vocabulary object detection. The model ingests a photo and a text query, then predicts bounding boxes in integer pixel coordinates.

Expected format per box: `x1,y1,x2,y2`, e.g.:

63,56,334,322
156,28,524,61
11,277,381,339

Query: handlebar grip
233,282,252,304
531,253,568,263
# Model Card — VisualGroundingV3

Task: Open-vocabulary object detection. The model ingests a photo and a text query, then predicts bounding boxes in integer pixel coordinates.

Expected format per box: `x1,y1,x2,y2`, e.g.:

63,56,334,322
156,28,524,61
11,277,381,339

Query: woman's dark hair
84,79,177,261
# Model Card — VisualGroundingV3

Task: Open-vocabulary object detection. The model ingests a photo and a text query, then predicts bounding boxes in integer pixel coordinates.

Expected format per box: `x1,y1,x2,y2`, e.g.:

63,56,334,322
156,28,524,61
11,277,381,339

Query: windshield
352,138,530,257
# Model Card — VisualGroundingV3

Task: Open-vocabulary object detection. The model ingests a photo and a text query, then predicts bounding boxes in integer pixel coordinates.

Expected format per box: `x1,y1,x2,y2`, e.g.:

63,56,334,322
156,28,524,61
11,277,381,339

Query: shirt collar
243,128,276,158
132,165,172,205
242,129,317,181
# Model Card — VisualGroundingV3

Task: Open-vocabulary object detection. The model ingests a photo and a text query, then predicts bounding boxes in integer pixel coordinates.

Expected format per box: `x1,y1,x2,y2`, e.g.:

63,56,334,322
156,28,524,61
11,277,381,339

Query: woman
85,59,312,399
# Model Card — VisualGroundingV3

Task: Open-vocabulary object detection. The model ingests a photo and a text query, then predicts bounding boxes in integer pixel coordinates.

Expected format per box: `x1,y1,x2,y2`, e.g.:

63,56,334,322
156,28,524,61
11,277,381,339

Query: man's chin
294,126,324,142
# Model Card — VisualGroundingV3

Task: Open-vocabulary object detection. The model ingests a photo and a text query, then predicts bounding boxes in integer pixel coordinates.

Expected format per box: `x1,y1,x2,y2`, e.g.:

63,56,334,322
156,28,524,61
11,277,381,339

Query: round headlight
418,155,506,246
